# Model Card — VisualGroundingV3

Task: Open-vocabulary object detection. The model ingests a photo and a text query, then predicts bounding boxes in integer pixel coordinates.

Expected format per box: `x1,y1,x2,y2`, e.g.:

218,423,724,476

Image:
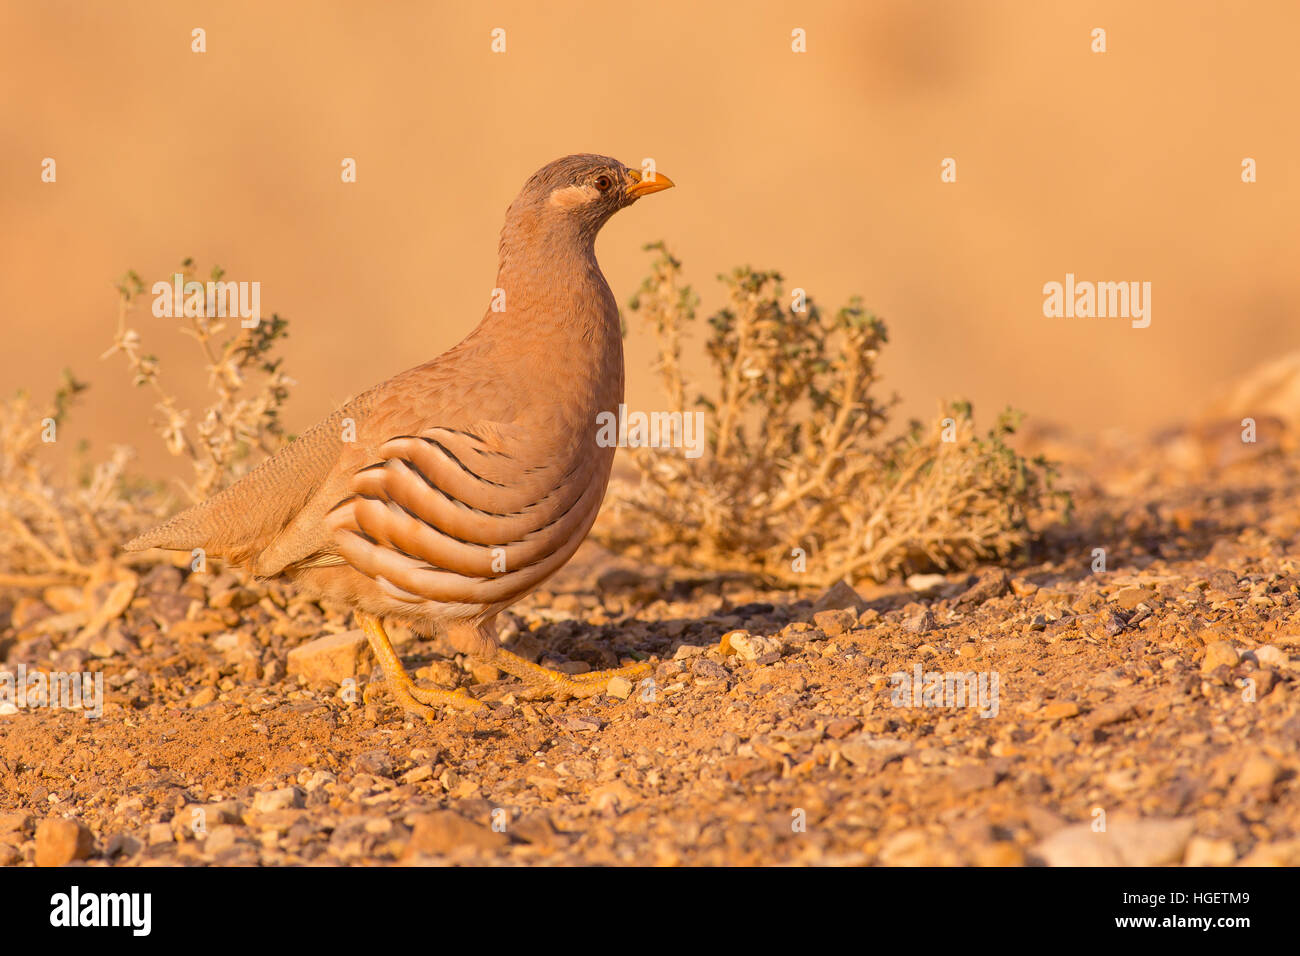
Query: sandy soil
1,427,1298,867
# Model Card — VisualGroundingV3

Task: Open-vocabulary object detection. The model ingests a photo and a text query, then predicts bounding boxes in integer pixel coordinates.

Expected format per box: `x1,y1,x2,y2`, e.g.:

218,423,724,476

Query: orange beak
625,168,676,198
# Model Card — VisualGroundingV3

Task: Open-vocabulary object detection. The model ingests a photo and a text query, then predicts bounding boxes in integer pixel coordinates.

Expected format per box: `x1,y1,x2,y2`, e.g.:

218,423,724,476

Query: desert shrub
0,375,138,587
103,259,294,502
597,242,1069,586
0,259,295,588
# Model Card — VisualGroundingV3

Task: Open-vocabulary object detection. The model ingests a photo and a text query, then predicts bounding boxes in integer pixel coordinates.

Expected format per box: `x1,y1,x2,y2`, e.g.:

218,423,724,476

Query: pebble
286,629,371,684
812,580,867,613
728,632,782,661
402,812,506,857
812,608,857,638
1233,755,1282,793
190,687,217,707
34,818,93,867
1113,586,1156,610
1201,640,1240,672
1252,645,1289,669
606,676,633,699
902,607,936,635
204,825,245,856
1184,836,1236,866
1034,818,1193,866
905,574,947,593
252,787,304,813
1040,701,1080,720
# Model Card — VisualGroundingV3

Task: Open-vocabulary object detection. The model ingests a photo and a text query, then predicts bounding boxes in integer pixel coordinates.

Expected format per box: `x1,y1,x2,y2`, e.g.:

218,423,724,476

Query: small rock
1233,755,1282,793
147,823,173,846
957,570,1009,606
286,629,372,684
0,812,33,837
606,676,633,699
512,811,561,849
1040,701,1080,720
1184,836,1236,867
1100,611,1129,637
812,580,867,614
190,686,217,708
1113,586,1156,611
352,750,395,778
559,715,603,733
1201,640,1240,672
728,632,782,661
905,574,947,593
468,661,500,684
401,764,434,785
204,825,245,855
1034,818,1193,867
902,606,936,635
825,718,861,739
1253,645,1289,669
691,658,730,683
812,608,857,638
35,818,93,867
403,811,506,857
950,765,997,793
252,787,303,813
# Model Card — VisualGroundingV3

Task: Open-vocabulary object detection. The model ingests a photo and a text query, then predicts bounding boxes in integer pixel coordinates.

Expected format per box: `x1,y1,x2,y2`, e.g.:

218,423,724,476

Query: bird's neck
491,222,619,344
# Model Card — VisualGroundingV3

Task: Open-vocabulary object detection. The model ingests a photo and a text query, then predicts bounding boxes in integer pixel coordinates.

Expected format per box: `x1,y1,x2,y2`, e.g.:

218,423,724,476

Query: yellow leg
357,613,486,720
488,647,652,700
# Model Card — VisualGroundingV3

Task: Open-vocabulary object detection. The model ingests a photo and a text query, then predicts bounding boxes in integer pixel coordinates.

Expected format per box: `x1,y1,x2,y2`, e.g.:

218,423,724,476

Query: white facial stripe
548,184,599,208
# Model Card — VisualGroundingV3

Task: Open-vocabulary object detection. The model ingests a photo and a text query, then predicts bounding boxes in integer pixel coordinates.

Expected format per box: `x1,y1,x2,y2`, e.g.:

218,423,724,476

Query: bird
125,153,674,720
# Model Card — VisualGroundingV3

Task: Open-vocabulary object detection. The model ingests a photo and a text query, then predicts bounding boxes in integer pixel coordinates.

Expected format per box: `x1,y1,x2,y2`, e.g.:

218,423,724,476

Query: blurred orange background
2,0,1297,478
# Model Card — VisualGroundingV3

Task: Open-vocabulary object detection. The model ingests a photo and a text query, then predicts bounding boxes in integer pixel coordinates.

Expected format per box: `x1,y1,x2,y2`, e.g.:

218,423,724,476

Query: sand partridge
126,153,674,719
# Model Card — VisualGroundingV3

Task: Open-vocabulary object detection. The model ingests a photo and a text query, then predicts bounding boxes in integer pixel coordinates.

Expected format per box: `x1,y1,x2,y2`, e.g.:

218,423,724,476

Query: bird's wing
321,418,608,607
123,395,373,569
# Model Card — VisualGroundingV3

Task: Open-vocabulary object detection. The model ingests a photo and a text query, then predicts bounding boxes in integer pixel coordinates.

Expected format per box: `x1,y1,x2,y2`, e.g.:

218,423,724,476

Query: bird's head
507,153,675,242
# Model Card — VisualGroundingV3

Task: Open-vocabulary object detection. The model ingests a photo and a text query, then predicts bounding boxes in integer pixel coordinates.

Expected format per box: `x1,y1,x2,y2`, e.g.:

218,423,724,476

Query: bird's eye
593,174,612,192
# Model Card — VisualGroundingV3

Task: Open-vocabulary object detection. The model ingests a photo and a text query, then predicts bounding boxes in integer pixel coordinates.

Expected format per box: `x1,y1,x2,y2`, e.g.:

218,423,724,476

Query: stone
812,608,857,638
1201,640,1240,672
1040,701,1080,720
1252,645,1289,669
950,765,997,793
1233,755,1282,793
812,580,867,614
606,676,633,699
904,574,946,593
727,632,782,661
1034,818,1194,867
286,629,372,684
902,606,936,635
957,570,1009,606
35,818,93,867
252,787,304,813
190,687,216,707
401,763,434,785
1184,836,1236,867
403,811,506,858
1113,586,1156,611
204,825,246,855
352,750,395,778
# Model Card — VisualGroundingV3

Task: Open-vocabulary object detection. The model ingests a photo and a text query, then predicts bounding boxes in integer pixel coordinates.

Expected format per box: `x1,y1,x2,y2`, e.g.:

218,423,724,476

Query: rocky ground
1,424,1298,867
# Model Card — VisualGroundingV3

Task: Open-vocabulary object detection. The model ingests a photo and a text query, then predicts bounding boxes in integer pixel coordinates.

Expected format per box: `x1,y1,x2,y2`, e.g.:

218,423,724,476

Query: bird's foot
357,612,487,721
488,647,652,700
